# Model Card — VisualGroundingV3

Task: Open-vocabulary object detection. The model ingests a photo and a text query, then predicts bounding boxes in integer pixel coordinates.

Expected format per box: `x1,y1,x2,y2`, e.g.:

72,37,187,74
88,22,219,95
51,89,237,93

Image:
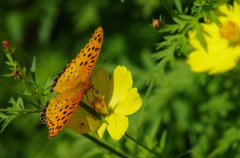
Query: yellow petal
202,23,221,39
234,1,240,14
188,31,199,49
87,116,105,139
187,23,240,74
108,66,133,110
187,43,240,74
218,3,232,17
187,1,240,74
233,1,240,26
106,115,128,141
187,50,210,72
113,88,142,115
66,106,92,134
92,68,110,100
209,47,240,74
96,123,107,139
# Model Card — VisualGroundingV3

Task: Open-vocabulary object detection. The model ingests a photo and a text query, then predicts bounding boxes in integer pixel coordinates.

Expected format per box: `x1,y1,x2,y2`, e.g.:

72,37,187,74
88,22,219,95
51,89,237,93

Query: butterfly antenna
91,58,107,80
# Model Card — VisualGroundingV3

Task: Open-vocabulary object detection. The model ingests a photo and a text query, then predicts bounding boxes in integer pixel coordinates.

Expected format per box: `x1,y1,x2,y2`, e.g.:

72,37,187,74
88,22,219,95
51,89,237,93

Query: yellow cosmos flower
66,66,142,141
187,1,240,74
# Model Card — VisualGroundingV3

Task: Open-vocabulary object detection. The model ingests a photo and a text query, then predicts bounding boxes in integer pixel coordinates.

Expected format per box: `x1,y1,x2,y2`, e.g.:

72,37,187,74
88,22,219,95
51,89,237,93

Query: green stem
30,56,37,82
174,149,192,158
80,102,108,124
125,133,158,156
82,134,131,158
0,108,40,113
0,80,39,108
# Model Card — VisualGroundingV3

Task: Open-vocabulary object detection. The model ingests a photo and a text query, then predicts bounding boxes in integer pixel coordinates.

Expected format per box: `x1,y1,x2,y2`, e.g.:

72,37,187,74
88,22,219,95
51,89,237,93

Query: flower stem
125,133,158,156
0,108,40,113
82,134,131,158
81,102,108,124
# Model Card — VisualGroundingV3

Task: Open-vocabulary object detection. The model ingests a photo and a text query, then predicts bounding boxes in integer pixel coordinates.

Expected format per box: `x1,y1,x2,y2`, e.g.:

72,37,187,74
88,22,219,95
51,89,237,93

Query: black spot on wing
50,58,78,92
50,26,103,93
40,101,49,124
88,53,92,57
63,120,68,124
98,37,102,43
50,63,70,92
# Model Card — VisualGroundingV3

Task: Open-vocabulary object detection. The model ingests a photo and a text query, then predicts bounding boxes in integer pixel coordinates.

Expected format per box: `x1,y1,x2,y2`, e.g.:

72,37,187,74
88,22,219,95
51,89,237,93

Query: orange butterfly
40,27,103,138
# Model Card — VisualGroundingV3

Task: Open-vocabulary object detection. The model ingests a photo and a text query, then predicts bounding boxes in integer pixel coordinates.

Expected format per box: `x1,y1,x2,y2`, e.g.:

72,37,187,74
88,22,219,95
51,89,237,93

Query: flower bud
152,18,160,29
2,40,15,54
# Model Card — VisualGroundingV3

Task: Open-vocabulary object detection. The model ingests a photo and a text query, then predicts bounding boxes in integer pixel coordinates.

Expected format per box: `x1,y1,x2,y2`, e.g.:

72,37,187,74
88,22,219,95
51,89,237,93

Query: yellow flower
66,66,142,141
187,1,240,74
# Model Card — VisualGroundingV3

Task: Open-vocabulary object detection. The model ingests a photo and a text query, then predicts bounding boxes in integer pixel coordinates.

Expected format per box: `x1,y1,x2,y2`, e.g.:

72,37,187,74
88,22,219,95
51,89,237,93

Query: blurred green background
0,0,162,157
1,0,240,158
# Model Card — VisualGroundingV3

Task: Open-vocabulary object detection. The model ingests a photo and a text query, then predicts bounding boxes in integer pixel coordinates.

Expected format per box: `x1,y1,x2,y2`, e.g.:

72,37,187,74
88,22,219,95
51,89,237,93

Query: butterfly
40,27,103,138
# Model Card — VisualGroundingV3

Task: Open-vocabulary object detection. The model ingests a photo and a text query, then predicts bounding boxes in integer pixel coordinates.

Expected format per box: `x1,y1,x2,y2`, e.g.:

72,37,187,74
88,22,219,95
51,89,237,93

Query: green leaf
178,14,194,21
8,97,24,110
159,24,179,33
0,114,18,133
174,0,182,13
196,27,207,50
4,61,13,66
30,56,37,82
16,97,24,110
155,40,171,50
151,50,170,60
156,130,167,153
0,112,7,119
2,73,13,77
30,56,37,73
209,128,240,157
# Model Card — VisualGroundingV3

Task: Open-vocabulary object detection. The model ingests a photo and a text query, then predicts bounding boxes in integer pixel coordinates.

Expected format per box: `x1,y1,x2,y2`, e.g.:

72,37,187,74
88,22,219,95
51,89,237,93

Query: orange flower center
92,96,109,116
219,21,240,44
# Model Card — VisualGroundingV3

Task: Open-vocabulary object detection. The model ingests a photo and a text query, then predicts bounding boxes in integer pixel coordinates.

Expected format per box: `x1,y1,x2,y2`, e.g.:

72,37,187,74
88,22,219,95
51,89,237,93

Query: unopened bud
2,40,15,54
152,19,160,29
2,40,10,48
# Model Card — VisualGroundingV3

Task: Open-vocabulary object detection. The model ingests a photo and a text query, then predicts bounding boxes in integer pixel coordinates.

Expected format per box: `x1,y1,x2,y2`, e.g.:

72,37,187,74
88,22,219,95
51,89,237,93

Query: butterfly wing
66,106,93,134
41,27,104,138
52,27,104,93
41,90,84,138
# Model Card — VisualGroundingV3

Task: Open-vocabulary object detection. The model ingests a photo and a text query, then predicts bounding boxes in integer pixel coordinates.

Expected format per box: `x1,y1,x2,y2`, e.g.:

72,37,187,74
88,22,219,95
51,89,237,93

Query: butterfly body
41,27,103,138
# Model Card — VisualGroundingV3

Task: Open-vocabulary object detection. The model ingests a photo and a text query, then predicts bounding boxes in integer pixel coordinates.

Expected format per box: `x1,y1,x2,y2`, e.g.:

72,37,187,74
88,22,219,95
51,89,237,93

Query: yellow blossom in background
67,66,142,141
187,1,240,74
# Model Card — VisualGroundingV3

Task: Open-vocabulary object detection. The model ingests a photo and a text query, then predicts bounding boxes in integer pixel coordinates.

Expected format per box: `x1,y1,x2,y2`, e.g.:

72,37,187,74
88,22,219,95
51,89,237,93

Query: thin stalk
174,149,192,158
0,108,40,113
83,134,131,158
125,133,158,156
80,102,108,124
134,74,156,155
0,79,39,108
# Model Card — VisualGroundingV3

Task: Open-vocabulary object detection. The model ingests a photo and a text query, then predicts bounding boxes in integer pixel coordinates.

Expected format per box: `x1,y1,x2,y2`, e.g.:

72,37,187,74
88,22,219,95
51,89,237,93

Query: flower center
92,96,109,116
219,21,240,44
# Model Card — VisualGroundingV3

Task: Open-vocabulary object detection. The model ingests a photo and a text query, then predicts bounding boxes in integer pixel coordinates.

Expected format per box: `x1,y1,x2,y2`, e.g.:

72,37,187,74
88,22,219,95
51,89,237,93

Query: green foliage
0,97,24,133
0,0,240,158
